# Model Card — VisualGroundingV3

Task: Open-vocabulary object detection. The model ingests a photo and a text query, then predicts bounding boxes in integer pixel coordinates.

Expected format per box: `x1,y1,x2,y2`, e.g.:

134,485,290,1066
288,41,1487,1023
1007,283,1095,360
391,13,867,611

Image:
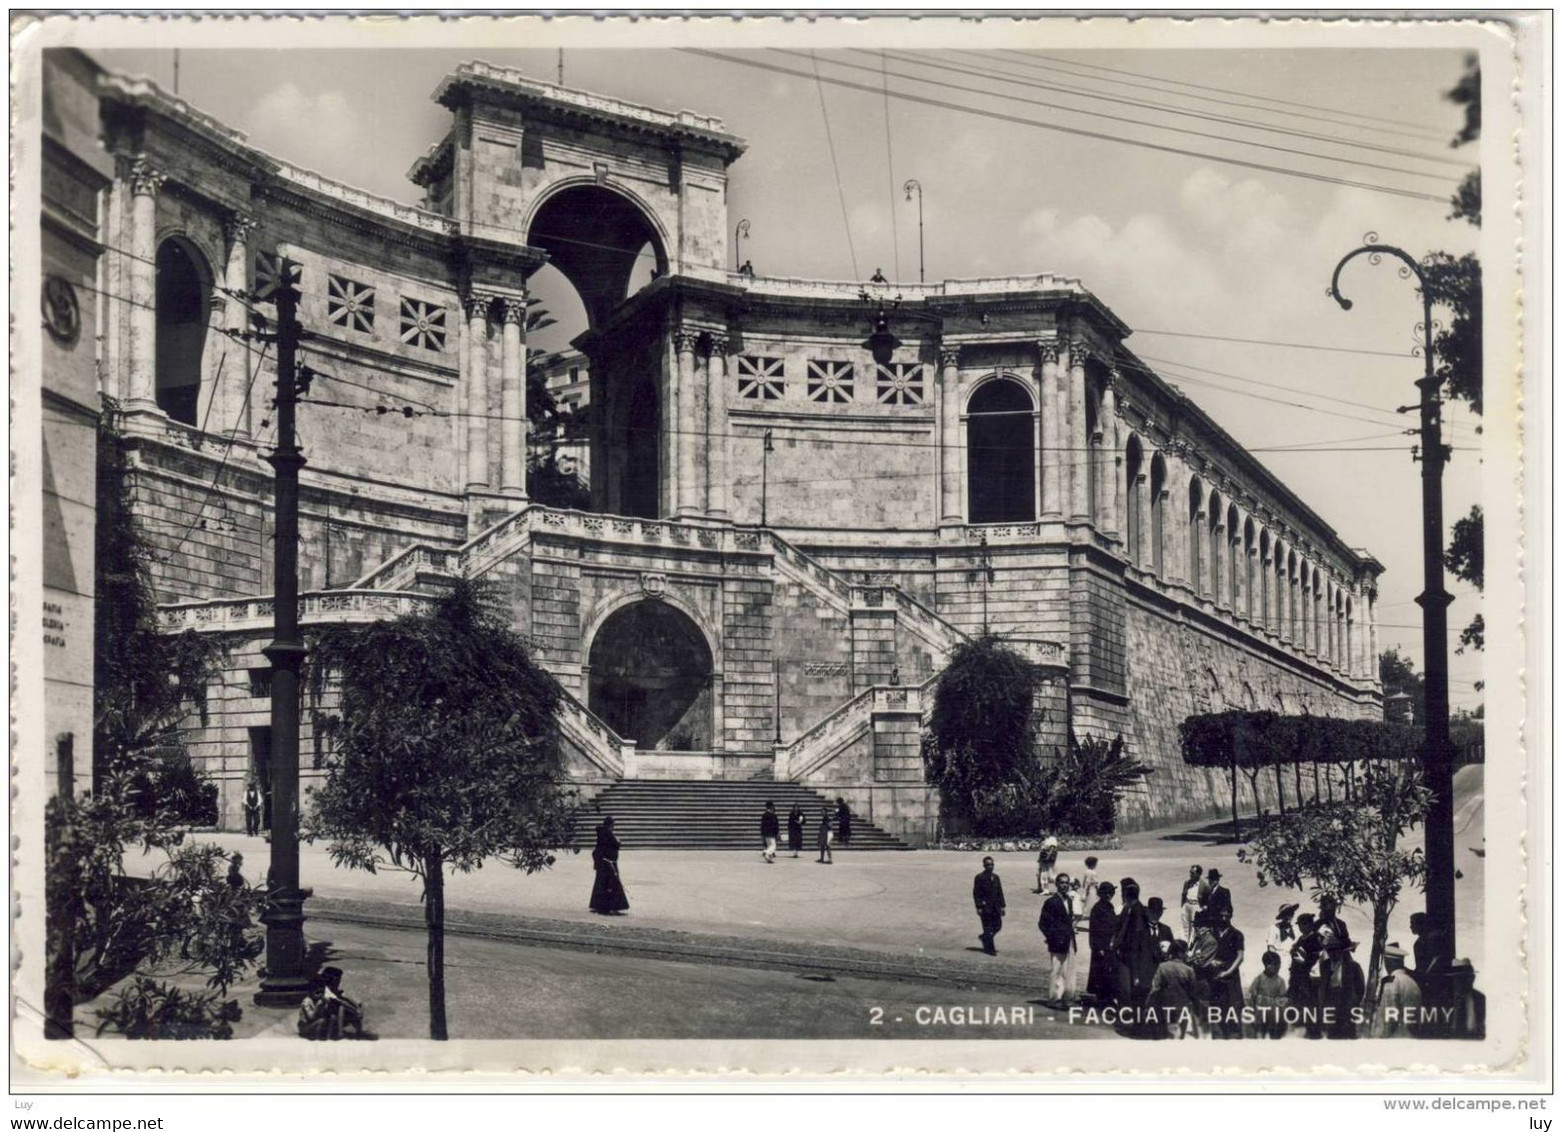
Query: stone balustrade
723,272,1086,301
160,590,435,633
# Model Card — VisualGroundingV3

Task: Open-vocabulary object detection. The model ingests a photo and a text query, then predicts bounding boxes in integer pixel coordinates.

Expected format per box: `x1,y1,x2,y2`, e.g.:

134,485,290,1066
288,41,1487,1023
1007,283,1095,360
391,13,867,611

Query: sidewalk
161,767,1485,988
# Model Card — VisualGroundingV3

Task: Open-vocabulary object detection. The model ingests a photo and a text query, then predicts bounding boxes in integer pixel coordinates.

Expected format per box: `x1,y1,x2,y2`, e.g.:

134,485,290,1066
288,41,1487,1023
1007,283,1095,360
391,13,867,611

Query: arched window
1149,453,1167,577
155,237,212,426
1124,435,1144,564
1188,477,1204,590
966,378,1037,524
1287,551,1300,644
1085,385,1102,524
1206,489,1224,602
1257,529,1270,628
1243,517,1257,621
1227,503,1241,612
1345,596,1355,674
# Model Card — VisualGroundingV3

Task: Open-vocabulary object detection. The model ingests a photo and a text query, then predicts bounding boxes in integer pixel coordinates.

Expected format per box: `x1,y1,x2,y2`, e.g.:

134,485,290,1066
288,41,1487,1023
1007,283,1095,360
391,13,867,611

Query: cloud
242,83,374,188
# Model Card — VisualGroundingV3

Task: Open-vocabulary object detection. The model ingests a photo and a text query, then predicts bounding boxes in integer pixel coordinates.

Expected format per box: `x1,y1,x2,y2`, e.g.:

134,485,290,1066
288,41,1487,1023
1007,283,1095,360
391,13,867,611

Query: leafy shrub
94,977,242,1040
1037,732,1155,836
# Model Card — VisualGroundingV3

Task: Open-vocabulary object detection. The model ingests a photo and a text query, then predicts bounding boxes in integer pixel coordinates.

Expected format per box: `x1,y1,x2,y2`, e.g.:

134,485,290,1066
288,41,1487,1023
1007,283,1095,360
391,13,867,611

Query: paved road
198,919,1118,1042
164,767,1486,984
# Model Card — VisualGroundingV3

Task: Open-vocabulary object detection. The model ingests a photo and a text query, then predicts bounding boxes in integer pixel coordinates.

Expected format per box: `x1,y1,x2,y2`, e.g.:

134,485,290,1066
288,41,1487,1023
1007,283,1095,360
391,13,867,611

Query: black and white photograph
11,10,1545,1092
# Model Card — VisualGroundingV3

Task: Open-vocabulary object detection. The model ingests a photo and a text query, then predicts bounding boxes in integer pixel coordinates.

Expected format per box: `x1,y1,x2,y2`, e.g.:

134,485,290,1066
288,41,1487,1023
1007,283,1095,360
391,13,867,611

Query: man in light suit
1039,872,1079,1006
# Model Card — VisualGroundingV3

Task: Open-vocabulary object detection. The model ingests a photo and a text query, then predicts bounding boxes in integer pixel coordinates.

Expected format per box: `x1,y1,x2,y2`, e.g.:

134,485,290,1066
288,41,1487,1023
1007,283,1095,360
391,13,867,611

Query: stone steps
574,780,911,850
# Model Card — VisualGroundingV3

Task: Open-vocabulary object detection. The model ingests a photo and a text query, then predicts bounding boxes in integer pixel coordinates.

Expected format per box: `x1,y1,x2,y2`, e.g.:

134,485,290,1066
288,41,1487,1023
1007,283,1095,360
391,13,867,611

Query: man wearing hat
1319,930,1366,1039
1446,958,1486,1040
1200,868,1232,928
1369,942,1422,1038
1146,897,1175,962
1112,879,1159,1030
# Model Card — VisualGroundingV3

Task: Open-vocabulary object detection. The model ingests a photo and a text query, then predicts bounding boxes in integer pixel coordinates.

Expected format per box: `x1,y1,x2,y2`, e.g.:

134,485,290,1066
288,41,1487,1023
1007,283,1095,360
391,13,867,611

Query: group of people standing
979,855,1485,1041
760,799,852,864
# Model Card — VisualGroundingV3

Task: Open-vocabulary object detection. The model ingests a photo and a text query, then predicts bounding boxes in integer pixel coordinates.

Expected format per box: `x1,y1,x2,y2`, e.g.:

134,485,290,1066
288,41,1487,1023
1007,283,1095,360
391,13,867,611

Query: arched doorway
588,600,714,750
966,377,1036,524
155,237,211,425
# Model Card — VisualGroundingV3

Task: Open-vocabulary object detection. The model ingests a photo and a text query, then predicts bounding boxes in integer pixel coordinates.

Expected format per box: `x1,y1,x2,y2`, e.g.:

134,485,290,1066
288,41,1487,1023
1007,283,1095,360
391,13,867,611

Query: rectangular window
399,297,447,351
806,359,854,403
876,362,925,405
737,355,785,401
247,667,272,699
327,274,375,334
252,252,301,302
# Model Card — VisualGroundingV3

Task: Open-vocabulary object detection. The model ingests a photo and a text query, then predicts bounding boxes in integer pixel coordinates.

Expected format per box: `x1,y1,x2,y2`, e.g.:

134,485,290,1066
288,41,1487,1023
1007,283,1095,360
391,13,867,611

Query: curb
309,896,1056,997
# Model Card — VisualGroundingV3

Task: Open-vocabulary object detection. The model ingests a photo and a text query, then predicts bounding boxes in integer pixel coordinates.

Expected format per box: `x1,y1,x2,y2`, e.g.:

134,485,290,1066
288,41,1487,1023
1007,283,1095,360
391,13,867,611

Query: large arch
966,376,1037,524
587,599,714,750
154,236,213,426
525,182,668,329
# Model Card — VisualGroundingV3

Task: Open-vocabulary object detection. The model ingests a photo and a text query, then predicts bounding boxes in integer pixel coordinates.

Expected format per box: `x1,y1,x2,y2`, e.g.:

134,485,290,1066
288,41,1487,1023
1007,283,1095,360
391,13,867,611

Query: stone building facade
52,53,1383,841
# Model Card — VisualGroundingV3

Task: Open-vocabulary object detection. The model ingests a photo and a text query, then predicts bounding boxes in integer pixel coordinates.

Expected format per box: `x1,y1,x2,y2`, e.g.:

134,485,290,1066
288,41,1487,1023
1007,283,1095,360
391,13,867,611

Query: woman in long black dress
1086,882,1120,1005
589,816,630,914
787,804,806,858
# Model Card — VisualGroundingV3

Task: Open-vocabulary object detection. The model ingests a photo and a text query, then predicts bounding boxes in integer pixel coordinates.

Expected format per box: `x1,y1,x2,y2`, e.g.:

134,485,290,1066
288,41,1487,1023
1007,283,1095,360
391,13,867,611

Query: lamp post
760,427,774,527
1329,236,1456,975
734,218,751,272
902,179,924,283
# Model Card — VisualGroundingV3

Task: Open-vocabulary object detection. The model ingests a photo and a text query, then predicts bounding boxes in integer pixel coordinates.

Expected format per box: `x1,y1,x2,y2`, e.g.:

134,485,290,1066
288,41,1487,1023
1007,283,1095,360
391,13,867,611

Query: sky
93,43,1486,706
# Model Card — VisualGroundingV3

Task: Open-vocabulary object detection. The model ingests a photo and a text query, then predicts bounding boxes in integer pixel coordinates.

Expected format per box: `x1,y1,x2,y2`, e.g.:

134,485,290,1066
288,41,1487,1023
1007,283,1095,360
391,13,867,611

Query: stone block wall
720,574,776,752
771,579,854,746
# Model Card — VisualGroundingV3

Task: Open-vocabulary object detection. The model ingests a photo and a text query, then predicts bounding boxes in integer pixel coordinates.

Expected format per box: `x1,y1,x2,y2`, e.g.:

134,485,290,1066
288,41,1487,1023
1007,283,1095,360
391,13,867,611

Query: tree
1430,54,1485,661
520,301,593,509
304,578,576,1040
1238,760,1430,1005
1379,648,1426,725
1038,732,1154,837
922,635,1047,836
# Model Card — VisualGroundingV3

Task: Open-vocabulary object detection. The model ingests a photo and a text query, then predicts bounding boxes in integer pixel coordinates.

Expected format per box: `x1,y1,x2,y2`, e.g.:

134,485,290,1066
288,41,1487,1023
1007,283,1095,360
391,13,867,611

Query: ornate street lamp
902,179,924,283
734,218,751,272
1329,234,1457,976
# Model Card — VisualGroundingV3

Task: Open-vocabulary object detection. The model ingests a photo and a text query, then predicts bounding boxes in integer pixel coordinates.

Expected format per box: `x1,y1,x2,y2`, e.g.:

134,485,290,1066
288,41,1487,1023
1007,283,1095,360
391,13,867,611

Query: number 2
869,1007,884,1025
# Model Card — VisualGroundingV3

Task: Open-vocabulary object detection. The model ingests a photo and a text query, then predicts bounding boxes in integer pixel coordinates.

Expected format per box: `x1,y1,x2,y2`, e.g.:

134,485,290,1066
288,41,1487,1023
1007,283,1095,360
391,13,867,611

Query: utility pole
1330,238,1456,976
254,272,311,1006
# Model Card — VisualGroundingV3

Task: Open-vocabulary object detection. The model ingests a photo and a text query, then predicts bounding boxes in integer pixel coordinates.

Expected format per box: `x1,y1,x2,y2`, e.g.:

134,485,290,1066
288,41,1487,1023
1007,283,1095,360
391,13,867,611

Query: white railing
723,272,1087,301
556,690,631,778
160,590,435,633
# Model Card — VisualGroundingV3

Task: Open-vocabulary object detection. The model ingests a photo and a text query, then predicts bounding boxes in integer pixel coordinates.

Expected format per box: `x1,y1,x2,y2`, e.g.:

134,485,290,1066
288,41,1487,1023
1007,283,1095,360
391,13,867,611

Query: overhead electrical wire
860,48,1471,171
997,50,1451,140
772,48,1461,185
810,50,861,281
678,49,1451,205
1132,328,1415,357
881,50,902,282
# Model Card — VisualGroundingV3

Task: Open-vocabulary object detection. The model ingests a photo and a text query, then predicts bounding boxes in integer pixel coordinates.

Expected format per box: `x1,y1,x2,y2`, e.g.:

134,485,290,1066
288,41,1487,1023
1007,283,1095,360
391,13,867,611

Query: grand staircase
573,780,912,850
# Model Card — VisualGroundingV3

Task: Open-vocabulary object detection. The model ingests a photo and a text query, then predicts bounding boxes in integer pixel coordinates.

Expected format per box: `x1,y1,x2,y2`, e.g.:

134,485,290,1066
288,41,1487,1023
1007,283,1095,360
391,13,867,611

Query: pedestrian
816,803,833,864
1078,856,1100,917
243,778,262,837
1247,950,1290,1039
1265,902,1301,958
1203,907,1246,1039
1146,896,1175,962
1112,878,1158,1029
1369,942,1422,1038
760,801,780,863
973,856,1005,955
1319,931,1365,1039
787,803,806,858
1314,893,1352,950
1178,864,1206,941
1035,835,1059,894
588,816,630,914
834,798,852,847
1148,939,1202,1039
1201,868,1232,927
298,966,366,1041
1289,912,1325,1038
226,853,246,891
1038,872,1079,1007
1445,958,1486,1039
1085,881,1119,1006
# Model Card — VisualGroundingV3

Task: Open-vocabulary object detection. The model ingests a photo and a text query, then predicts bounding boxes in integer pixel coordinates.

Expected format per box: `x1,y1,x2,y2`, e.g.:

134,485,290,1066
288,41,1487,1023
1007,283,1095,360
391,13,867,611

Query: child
1247,950,1290,1039
1077,855,1100,918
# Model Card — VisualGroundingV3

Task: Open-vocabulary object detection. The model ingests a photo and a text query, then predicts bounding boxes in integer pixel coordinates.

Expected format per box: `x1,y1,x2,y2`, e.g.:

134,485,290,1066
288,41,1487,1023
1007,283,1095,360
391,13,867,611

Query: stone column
673,330,699,518
1036,340,1062,519
940,346,963,524
1368,590,1380,678
684,334,709,519
1132,445,1152,570
1211,515,1226,607
465,294,492,492
126,157,166,408
1067,339,1090,521
707,335,730,518
499,296,526,498
220,212,256,436
1099,376,1119,538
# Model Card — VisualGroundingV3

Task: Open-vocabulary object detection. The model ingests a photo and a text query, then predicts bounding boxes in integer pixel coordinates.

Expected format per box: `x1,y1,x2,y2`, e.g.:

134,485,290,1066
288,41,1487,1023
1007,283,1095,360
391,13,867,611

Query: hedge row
1179,711,1423,769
